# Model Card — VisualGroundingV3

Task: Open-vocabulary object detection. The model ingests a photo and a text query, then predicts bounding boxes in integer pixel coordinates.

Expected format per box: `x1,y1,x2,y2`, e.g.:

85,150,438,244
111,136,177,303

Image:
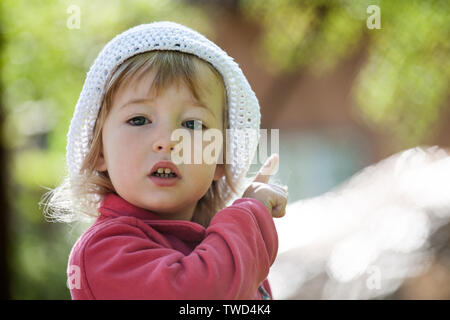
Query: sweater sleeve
74,198,278,300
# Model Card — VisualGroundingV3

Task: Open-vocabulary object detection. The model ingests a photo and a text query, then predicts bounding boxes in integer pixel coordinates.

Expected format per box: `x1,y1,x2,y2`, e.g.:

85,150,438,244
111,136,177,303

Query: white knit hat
66,21,261,201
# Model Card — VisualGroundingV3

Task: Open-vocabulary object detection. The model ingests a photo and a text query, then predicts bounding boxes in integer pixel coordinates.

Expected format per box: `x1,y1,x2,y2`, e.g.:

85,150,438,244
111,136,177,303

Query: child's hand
242,154,288,218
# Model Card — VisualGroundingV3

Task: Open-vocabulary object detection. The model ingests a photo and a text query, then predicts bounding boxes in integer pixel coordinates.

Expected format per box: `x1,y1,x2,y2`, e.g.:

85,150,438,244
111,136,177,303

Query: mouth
149,160,182,179
150,170,178,178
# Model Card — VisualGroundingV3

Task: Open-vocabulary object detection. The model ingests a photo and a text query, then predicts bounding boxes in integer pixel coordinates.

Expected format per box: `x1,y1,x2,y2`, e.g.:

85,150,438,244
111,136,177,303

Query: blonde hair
41,50,242,227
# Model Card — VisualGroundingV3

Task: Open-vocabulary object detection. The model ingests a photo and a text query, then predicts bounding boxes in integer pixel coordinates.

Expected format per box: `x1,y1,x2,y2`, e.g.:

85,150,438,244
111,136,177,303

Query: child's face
96,61,225,221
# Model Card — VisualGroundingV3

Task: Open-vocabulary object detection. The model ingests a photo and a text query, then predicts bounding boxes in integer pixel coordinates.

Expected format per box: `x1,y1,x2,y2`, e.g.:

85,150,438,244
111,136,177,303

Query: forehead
112,57,226,117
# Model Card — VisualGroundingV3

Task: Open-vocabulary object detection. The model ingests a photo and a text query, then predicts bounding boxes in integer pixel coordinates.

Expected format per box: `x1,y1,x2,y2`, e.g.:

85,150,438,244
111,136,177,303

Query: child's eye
128,116,150,126
183,119,207,130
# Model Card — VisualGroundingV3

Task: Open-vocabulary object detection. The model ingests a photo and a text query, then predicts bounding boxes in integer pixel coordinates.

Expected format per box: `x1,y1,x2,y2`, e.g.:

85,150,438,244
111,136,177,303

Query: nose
153,142,175,152
152,128,177,153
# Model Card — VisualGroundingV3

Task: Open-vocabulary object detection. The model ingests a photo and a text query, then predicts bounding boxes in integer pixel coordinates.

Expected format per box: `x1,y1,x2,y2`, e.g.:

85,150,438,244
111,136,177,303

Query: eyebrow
120,98,216,118
120,98,153,110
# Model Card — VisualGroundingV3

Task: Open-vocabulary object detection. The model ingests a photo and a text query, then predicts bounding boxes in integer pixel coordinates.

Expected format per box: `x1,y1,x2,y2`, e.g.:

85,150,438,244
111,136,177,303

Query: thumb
253,154,279,184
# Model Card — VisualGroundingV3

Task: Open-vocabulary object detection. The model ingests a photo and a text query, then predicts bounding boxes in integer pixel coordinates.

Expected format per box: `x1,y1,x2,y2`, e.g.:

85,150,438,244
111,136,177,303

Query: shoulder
68,215,163,299
73,216,141,244
68,215,151,265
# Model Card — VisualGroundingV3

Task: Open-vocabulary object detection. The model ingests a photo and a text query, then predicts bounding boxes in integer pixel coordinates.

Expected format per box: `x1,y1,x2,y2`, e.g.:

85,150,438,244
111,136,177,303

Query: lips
149,160,182,178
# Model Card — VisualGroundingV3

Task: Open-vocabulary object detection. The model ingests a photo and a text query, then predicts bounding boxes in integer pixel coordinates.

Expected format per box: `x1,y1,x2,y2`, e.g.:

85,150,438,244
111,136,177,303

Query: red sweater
67,192,278,299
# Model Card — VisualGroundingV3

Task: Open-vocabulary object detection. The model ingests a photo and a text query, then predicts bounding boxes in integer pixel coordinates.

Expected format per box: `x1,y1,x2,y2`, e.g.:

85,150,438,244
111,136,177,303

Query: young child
43,21,288,299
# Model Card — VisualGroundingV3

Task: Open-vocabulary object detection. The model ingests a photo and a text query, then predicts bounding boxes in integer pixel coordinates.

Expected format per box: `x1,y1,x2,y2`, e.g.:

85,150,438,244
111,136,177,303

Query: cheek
184,163,217,182
104,129,145,174
185,131,223,164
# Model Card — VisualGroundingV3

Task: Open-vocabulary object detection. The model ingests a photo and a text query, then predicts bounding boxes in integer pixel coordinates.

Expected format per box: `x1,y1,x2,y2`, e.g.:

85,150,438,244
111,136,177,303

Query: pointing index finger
253,154,279,184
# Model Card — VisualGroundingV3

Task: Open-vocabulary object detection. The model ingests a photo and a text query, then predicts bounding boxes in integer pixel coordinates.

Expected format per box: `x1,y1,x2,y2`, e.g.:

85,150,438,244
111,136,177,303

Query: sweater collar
98,192,163,221
97,192,206,241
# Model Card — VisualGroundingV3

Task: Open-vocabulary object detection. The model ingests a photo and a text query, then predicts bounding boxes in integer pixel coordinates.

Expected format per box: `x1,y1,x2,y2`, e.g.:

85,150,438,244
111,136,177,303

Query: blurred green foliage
1,0,448,298
241,0,449,147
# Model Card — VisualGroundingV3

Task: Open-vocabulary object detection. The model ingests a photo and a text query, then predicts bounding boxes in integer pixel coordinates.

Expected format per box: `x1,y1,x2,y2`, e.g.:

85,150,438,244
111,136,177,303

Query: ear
213,163,225,181
95,150,108,172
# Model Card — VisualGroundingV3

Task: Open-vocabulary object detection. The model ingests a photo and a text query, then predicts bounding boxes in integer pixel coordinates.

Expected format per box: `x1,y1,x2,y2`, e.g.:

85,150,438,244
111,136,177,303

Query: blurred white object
269,145,450,299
